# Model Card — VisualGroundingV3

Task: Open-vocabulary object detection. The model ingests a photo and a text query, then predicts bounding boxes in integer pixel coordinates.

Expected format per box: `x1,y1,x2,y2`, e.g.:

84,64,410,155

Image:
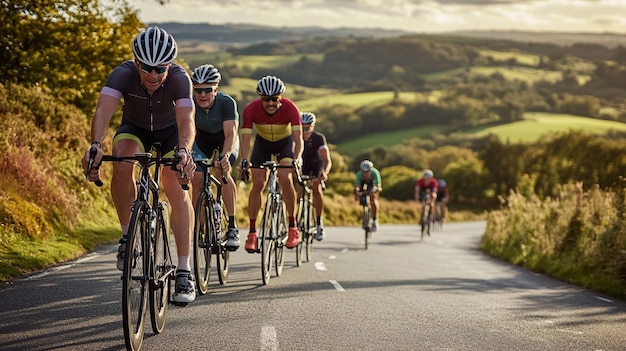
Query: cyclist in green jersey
353,160,382,231
190,64,240,250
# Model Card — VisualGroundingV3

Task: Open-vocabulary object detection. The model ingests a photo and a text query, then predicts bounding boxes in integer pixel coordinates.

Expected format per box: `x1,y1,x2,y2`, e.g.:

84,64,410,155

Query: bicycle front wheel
275,200,287,277
122,201,149,351
193,192,212,295
305,199,315,262
295,197,306,267
420,204,428,240
150,202,172,334
261,196,274,285
363,206,370,250
215,198,230,285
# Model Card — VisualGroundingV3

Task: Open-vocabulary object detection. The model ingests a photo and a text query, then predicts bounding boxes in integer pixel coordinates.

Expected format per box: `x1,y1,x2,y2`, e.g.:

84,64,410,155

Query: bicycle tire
261,196,274,285
420,203,428,240
363,206,370,250
193,192,212,295
305,199,315,262
150,202,172,334
295,197,306,267
215,198,230,285
275,200,287,277
122,201,149,351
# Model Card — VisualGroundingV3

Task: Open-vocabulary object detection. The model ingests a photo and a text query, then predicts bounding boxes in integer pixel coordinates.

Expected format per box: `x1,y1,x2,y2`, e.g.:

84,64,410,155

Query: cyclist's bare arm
173,103,196,181
291,128,303,162
82,94,121,182
318,146,331,181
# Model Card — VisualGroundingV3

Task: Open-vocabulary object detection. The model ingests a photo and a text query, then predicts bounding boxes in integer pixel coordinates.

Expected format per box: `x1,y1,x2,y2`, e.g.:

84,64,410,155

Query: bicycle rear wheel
122,201,149,351
261,197,274,285
193,192,212,295
215,198,230,285
150,202,172,334
275,200,287,277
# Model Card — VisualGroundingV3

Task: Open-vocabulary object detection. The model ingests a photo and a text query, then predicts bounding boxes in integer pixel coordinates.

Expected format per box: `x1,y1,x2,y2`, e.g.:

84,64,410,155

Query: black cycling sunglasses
261,96,280,102
194,86,217,94
138,62,168,74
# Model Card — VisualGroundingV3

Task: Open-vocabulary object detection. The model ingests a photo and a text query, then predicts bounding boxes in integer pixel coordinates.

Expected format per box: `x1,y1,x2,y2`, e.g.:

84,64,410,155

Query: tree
1,0,142,112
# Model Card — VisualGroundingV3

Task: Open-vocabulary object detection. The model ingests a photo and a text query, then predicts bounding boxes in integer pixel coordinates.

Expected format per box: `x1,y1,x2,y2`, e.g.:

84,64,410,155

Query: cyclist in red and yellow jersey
239,76,303,252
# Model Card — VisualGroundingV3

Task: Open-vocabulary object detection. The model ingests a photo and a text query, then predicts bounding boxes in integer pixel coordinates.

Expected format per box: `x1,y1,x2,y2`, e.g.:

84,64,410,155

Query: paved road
1,222,625,350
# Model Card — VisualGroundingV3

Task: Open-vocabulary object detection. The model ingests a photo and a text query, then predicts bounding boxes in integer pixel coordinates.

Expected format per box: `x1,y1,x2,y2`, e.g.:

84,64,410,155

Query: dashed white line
329,255,336,260
329,280,345,292
260,325,278,351
314,262,327,271
557,329,583,335
341,248,349,253
596,296,613,303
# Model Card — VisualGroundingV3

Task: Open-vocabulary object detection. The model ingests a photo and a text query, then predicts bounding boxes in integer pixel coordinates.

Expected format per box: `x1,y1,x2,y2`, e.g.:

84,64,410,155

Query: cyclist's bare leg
277,163,296,218
161,168,194,263
370,192,379,219
191,172,202,211
248,168,268,225
216,166,236,217
111,139,141,236
312,179,324,218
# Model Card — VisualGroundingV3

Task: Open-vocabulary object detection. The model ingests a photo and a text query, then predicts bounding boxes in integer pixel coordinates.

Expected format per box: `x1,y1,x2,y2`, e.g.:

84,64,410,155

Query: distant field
470,66,563,83
295,91,426,112
182,52,324,70
335,125,444,155
467,113,626,142
334,113,626,155
479,50,541,66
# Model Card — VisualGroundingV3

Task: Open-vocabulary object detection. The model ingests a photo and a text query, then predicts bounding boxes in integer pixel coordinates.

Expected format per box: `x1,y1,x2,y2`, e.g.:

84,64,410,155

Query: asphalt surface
1,222,625,350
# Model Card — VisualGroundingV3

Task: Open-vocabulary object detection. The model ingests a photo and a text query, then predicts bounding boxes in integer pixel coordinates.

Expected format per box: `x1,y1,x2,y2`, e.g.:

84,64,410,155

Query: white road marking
329,280,345,292
329,255,336,260
341,248,349,253
557,329,583,335
260,325,278,351
315,262,327,271
26,253,98,280
596,296,613,303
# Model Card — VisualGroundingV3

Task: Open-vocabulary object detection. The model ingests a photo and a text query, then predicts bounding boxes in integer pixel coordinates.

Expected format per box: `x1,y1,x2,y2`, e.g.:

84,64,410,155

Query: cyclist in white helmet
354,160,382,231
239,75,303,252
415,169,438,223
299,112,332,240
82,26,197,305
190,64,241,250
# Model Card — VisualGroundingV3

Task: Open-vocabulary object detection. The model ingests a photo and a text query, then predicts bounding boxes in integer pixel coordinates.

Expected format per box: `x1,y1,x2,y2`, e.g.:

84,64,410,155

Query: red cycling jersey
416,178,438,193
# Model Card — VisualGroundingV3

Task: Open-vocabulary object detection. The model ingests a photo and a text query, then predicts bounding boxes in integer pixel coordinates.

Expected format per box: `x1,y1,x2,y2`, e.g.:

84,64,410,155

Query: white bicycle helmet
256,75,286,96
301,112,316,125
192,64,221,84
423,169,434,178
133,26,178,66
360,160,373,172
438,179,447,187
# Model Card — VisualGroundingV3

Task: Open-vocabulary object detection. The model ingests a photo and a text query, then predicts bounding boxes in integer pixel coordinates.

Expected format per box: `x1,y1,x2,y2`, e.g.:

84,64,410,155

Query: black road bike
193,154,230,295
356,190,373,250
88,143,184,351
296,175,317,265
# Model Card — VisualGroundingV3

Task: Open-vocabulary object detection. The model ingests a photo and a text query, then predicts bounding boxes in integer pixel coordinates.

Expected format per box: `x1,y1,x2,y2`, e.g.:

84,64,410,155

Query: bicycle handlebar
86,146,189,190
195,156,228,185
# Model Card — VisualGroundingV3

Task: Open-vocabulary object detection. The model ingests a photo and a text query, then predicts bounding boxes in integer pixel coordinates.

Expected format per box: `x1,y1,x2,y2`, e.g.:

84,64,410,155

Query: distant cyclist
415,169,438,219
354,160,382,231
300,112,332,241
239,75,303,252
189,64,240,251
436,179,449,222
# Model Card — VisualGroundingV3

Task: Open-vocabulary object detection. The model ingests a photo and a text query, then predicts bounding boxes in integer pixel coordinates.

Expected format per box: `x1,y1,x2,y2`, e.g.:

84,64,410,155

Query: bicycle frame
296,174,317,265
89,144,180,350
356,190,372,250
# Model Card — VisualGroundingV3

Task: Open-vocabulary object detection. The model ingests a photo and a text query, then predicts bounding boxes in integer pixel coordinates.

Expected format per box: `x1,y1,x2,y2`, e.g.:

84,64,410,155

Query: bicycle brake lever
173,152,190,191
88,146,104,187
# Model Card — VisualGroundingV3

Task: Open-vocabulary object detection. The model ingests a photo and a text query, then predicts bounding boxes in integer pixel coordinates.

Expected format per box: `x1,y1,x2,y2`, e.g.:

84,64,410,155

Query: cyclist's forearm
91,95,119,144
222,120,237,155
292,130,303,159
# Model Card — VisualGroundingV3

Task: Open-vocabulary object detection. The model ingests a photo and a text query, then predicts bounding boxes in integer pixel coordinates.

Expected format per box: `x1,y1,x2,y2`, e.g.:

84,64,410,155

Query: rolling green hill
335,112,626,155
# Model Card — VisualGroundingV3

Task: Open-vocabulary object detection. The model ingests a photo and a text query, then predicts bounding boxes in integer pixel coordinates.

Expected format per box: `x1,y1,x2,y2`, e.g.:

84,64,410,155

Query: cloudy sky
132,0,626,34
